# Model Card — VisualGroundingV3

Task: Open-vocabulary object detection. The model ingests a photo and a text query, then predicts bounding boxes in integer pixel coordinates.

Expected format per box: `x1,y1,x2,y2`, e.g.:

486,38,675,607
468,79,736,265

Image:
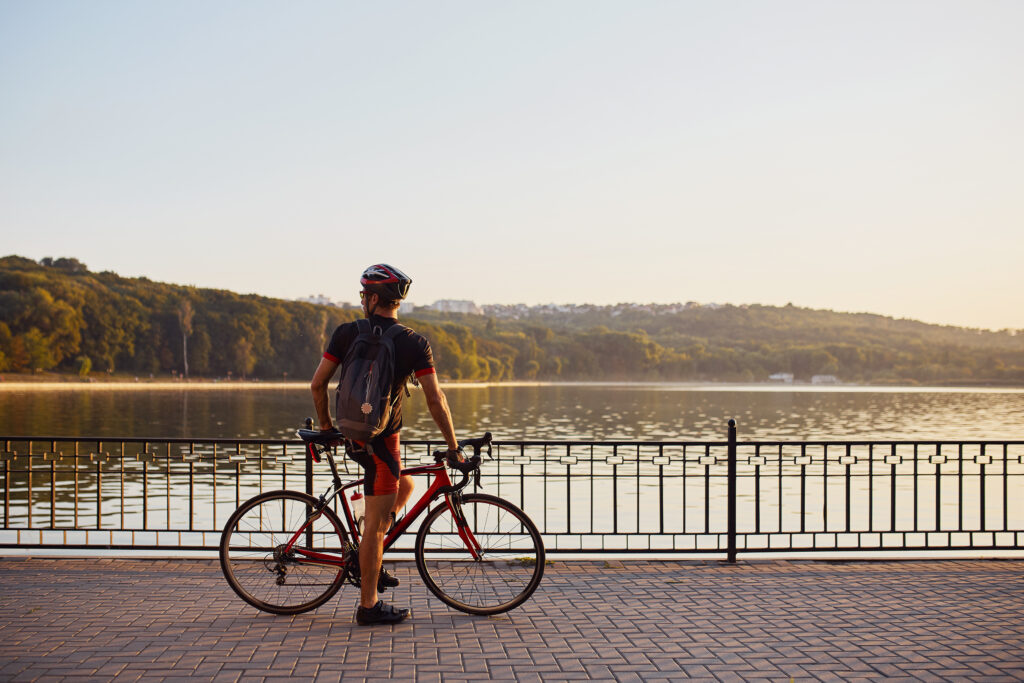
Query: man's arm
310,357,339,430
418,372,458,450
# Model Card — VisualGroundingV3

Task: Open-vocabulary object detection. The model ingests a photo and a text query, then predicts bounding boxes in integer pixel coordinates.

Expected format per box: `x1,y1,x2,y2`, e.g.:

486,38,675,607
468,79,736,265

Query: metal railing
2,421,1022,557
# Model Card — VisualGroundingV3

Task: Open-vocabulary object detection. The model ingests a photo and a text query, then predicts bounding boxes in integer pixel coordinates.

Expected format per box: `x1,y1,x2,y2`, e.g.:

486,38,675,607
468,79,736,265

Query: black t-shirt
323,315,435,436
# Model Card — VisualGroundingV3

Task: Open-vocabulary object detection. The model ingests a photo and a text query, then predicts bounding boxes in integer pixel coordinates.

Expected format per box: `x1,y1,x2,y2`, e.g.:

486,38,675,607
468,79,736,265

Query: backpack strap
382,323,410,401
382,323,407,341
355,318,372,335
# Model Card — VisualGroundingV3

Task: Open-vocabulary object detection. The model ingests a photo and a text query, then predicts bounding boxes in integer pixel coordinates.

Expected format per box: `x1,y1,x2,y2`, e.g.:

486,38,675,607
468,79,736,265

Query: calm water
2,382,1023,442
3,383,1023,549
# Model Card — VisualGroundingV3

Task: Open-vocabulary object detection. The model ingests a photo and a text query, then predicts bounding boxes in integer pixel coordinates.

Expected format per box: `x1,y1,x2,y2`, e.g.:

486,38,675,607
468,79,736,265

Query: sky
1,1,1022,330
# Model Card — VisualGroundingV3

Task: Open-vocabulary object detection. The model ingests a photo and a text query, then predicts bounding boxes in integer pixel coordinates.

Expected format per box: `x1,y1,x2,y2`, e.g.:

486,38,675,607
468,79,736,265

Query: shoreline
0,378,1022,393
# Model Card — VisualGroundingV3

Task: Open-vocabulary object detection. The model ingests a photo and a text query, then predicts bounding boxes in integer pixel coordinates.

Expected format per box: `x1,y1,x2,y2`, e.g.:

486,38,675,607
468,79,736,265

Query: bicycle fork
447,495,483,560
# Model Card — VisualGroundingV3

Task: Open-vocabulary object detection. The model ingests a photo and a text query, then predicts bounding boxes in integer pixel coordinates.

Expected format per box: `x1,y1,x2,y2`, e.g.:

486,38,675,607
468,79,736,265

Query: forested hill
2,255,1022,385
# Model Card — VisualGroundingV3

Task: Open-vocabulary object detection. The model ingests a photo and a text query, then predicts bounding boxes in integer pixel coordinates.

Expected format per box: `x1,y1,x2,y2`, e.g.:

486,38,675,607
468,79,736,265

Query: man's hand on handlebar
318,426,344,447
432,434,491,463
430,433,491,489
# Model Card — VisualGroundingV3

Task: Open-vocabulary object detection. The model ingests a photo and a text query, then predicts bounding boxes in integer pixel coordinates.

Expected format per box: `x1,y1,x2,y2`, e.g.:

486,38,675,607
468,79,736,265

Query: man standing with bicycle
310,264,460,625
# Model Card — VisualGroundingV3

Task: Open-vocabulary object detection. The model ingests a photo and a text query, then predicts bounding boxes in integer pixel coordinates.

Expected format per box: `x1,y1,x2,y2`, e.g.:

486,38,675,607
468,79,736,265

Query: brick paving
0,558,1022,681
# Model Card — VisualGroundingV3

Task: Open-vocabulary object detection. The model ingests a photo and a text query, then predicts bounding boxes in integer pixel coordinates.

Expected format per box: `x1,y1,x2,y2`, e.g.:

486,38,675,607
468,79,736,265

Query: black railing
2,422,1022,557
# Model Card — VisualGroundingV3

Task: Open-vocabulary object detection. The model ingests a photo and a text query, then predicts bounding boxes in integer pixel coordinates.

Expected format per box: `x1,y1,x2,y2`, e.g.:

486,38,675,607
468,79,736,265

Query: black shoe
378,567,400,591
356,600,410,625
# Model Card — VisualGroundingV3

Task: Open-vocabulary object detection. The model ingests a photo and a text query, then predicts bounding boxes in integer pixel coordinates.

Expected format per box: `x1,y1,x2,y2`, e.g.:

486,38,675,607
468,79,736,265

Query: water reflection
3,421,1022,550
425,384,1024,442
2,383,1023,441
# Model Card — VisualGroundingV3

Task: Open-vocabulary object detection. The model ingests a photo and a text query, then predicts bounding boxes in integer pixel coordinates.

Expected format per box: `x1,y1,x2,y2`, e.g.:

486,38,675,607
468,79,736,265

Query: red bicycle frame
283,461,483,567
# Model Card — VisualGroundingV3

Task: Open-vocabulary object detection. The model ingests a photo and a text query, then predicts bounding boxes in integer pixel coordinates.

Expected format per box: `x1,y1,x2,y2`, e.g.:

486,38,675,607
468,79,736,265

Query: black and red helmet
360,264,412,301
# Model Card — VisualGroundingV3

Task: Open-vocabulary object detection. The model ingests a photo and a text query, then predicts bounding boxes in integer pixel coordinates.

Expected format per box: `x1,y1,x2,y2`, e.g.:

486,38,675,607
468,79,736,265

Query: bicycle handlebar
434,432,492,490
296,423,493,493
296,427,493,475
433,432,492,466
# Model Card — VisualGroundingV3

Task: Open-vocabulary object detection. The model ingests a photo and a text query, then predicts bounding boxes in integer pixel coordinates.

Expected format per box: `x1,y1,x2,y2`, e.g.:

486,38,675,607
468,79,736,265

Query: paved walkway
1,558,1022,681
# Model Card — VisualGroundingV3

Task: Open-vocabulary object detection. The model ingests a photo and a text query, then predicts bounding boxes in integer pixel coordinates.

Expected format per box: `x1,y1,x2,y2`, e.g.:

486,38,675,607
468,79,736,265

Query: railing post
304,418,314,549
304,417,314,499
727,419,738,563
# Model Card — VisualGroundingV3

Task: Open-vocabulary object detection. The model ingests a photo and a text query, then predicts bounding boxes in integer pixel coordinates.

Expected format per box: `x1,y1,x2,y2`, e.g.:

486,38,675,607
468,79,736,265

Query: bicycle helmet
360,264,412,301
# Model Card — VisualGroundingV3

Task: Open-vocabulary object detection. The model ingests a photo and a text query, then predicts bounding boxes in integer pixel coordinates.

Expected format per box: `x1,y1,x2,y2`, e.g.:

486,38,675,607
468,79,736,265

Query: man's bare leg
393,475,414,518
360,492,396,609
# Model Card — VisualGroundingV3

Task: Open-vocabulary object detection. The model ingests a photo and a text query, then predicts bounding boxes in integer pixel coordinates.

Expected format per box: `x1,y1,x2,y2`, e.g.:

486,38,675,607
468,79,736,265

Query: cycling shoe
356,600,410,625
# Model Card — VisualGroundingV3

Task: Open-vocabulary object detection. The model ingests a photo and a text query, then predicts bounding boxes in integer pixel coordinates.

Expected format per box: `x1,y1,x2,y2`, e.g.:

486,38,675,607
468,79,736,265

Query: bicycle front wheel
415,493,544,615
219,490,348,615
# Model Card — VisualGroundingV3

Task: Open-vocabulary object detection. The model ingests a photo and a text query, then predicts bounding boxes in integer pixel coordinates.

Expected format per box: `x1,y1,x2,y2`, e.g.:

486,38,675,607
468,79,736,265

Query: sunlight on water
2,384,1022,556
1,382,1023,441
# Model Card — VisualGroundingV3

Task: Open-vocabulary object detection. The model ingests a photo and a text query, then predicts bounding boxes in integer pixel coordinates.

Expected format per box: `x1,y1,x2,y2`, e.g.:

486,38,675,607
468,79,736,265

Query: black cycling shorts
346,433,401,496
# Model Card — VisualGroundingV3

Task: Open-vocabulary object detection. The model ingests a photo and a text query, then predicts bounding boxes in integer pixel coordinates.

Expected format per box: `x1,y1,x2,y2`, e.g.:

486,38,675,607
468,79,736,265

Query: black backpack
335,319,407,442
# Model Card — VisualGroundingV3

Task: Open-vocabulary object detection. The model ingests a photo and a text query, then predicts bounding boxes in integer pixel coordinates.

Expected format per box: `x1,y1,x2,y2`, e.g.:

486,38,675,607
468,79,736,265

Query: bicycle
219,428,544,616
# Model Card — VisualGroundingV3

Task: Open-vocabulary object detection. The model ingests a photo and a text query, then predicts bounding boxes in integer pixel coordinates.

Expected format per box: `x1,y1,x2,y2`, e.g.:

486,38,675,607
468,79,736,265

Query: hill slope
2,256,1022,385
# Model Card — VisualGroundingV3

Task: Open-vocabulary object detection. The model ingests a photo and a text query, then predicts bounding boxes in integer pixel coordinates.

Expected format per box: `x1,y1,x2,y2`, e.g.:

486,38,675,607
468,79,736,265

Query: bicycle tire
415,493,544,615
219,489,348,615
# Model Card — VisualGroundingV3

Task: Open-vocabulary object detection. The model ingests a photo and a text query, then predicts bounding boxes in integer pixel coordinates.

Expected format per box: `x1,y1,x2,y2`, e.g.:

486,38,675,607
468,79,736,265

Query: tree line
2,255,1023,385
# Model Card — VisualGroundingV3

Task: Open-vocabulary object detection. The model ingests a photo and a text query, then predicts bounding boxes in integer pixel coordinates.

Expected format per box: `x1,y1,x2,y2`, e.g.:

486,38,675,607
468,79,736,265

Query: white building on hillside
297,294,338,307
429,300,483,315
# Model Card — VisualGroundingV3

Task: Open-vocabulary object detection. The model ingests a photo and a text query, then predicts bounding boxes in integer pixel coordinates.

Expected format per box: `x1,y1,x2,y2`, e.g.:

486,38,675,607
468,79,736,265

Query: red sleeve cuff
323,352,340,363
414,367,436,378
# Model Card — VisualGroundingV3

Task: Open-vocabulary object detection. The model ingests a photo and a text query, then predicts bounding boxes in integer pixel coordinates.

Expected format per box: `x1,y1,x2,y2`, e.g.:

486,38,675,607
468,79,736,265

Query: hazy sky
2,1,1021,329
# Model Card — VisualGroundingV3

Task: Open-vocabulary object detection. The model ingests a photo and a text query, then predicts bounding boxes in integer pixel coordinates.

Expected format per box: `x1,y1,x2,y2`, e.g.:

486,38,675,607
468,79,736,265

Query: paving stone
1,558,1023,680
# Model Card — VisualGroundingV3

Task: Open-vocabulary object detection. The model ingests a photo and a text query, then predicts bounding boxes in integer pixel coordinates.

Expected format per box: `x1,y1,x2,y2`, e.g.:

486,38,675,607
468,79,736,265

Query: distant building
482,303,531,319
297,294,339,307
769,373,794,383
428,300,483,315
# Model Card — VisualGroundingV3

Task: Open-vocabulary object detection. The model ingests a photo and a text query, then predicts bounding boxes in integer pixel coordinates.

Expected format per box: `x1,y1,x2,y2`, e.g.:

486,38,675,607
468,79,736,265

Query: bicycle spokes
220,491,348,615
416,493,545,615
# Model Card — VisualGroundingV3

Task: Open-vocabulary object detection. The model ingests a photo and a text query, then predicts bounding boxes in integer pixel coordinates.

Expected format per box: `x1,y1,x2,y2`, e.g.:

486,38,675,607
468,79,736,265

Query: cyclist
310,264,460,625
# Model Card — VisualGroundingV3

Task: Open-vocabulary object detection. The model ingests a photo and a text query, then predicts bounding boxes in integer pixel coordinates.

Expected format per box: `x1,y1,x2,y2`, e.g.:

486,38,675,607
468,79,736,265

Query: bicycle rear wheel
415,493,544,615
219,490,348,615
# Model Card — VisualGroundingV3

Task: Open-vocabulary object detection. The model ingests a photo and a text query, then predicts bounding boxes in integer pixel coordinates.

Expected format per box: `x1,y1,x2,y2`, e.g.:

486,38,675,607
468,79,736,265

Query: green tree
22,329,55,371
786,347,840,380
178,298,194,378
190,328,212,375
0,322,11,372
234,336,256,378
5,254,1024,385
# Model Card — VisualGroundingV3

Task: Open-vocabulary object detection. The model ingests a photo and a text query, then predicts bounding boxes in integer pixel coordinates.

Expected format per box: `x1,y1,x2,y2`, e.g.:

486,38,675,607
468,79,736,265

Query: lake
2,383,1023,554
2,382,1023,442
